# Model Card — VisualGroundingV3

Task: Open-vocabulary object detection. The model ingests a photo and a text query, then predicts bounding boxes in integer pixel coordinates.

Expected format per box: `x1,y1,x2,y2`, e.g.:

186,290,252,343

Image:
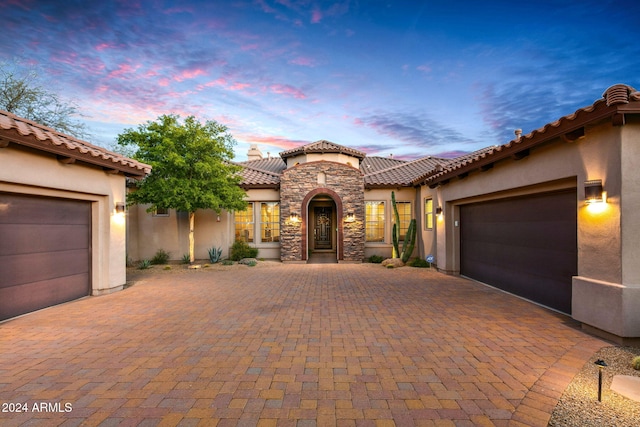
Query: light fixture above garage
585,180,606,204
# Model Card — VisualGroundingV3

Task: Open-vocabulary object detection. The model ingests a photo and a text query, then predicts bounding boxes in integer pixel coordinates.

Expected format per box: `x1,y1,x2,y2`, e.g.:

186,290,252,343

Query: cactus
401,219,417,263
391,191,417,262
391,191,401,258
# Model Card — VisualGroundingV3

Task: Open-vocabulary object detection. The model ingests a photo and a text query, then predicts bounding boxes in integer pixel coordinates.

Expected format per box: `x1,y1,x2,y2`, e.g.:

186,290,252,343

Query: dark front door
460,189,577,314
314,207,332,249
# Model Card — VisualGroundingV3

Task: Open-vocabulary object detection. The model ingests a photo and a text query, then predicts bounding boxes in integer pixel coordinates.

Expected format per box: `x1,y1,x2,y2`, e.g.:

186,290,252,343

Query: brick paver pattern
0,264,607,426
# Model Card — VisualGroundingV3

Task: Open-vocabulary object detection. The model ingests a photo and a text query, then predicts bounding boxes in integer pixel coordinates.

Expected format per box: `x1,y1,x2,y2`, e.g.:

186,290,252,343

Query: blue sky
2,0,639,161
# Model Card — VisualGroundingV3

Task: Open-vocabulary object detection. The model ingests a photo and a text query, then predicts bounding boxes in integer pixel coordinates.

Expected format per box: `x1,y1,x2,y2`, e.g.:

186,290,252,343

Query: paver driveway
0,263,607,426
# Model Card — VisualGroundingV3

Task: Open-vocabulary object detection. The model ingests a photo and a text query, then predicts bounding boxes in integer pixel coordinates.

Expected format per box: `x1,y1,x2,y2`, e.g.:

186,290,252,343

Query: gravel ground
548,346,640,427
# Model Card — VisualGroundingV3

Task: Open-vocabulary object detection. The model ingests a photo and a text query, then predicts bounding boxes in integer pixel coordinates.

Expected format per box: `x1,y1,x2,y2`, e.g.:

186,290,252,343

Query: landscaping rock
381,258,404,268
611,375,640,402
238,258,258,265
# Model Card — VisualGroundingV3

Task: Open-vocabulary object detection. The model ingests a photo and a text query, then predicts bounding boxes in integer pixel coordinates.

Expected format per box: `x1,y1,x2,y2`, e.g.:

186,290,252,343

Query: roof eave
422,102,634,188
1,131,150,177
240,183,280,190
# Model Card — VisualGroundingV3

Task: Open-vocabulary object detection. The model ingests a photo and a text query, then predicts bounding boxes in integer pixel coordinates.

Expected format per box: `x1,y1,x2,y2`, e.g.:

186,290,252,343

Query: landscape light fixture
594,359,608,402
585,180,605,204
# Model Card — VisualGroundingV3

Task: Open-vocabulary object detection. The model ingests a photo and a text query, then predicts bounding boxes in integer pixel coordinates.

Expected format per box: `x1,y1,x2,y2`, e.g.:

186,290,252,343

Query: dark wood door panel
0,192,91,321
0,274,89,320
460,189,577,314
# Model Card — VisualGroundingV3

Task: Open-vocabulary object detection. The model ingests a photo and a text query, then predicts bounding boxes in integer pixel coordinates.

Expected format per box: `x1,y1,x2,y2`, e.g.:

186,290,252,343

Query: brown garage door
0,193,91,321
460,189,577,314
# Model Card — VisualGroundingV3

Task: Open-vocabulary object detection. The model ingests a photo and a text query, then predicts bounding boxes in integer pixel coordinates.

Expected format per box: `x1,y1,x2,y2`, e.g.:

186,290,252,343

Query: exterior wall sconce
585,180,606,204
115,202,126,214
344,212,355,223
216,214,221,222
436,207,443,215
289,212,301,224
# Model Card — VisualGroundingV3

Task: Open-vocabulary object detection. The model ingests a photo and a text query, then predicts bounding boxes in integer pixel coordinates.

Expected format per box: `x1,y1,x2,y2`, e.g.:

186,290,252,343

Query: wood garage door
460,189,577,314
0,193,91,321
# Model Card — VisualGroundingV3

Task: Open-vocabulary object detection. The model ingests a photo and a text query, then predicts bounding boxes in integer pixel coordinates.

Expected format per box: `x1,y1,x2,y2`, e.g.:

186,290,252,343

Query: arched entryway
301,188,344,262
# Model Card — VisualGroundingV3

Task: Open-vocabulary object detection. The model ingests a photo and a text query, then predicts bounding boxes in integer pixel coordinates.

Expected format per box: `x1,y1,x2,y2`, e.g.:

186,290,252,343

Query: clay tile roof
279,140,366,160
236,161,283,188
0,110,150,177
365,155,446,187
421,84,640,187
240,157,286,174
360,156,407,173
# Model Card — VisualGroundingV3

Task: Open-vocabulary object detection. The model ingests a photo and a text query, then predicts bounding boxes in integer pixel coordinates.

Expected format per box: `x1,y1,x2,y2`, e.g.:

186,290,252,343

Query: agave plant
208,246,223,264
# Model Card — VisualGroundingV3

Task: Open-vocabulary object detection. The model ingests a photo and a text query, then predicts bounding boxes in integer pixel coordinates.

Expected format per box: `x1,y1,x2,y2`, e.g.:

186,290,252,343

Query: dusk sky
2,0,639,161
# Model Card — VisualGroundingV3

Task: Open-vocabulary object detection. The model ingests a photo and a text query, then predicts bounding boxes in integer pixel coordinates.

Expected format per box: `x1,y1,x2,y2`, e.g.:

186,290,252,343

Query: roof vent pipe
514,129,522,141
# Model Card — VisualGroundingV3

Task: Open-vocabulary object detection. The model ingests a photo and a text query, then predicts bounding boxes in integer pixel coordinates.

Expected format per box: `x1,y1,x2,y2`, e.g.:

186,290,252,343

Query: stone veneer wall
280,161,365,262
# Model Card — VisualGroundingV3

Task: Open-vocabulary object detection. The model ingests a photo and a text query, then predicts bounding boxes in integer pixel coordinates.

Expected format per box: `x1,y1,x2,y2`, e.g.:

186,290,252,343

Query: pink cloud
241,43,259,51
158,78,171,87
311,8,322,23
108,63,139,79
289,56,317,67
199,78,227,88
269,84,306,99
242,134,308,151
230,82,251,90
174,68,207,82
95,42,114,51
417,64,432,73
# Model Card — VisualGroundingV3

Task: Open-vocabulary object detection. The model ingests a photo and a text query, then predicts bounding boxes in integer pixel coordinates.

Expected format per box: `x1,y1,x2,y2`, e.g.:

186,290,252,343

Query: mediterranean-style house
2,84,640,344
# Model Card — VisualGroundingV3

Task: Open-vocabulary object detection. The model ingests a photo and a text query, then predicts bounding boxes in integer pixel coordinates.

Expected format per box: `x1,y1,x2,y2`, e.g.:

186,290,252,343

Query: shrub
138,259,151,269
230,240,259,261
247,260,257,267
408,258,430,268
368,255,384,264
632,356,640,370
208,246,222,263
163,265,171,270
181,253,191,264
150,249,170,265
222,259,234,266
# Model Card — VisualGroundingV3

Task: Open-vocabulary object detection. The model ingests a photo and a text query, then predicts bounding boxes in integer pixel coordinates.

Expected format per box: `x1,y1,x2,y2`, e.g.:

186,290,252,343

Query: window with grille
365,201,385,242
425,198,434,230
260,202,280,242
234,203,254,242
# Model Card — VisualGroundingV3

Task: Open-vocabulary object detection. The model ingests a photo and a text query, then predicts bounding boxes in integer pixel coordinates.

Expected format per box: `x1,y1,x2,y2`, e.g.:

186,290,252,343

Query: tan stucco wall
620,115,640,287
128,206,235,261
128,188,281,261
0,145,127,295
285,152,361,169
417,186,438,266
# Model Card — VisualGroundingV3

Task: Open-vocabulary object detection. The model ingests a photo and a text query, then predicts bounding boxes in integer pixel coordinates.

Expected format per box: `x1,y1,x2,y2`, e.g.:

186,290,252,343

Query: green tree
0,59,88,138
118,114,247,263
